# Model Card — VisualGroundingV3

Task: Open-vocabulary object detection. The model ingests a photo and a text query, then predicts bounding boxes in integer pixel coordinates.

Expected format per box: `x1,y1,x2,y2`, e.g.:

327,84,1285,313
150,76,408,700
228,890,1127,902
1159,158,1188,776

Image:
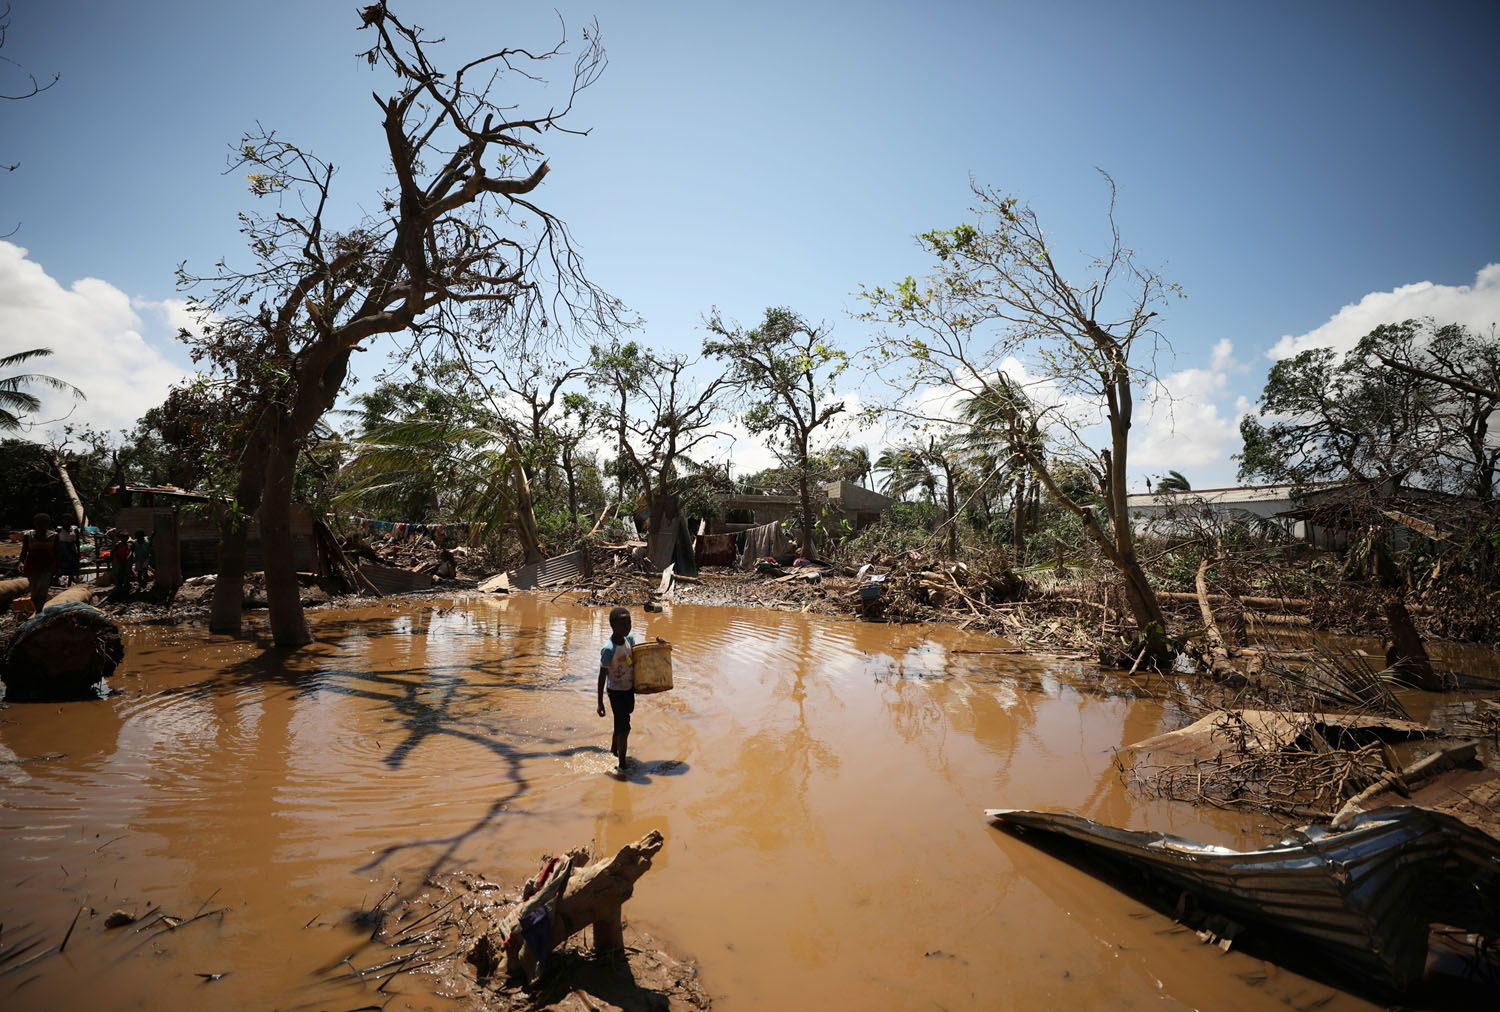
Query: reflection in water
0,597,1383,1010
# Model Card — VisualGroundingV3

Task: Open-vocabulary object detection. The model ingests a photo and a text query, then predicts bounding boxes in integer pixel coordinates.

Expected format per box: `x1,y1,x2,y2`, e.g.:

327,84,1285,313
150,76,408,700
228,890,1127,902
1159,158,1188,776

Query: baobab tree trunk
210,524,252,634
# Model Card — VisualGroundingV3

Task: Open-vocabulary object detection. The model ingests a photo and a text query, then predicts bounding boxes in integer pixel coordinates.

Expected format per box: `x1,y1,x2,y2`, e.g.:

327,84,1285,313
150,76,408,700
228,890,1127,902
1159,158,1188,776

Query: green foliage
839,501,941,558
1154,469,1191,493
0,438,69,528
1239,319,1500,498
0,347,84,431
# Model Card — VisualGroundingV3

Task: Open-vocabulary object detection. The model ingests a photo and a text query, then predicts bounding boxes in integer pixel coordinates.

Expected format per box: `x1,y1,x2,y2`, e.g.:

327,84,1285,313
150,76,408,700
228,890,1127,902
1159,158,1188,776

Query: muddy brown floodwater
1,597,1403,1010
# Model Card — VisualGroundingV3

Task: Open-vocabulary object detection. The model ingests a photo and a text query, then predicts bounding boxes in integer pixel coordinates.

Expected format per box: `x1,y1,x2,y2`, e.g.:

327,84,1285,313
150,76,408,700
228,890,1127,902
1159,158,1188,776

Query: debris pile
322,832,709,1012
1122,707,1441,819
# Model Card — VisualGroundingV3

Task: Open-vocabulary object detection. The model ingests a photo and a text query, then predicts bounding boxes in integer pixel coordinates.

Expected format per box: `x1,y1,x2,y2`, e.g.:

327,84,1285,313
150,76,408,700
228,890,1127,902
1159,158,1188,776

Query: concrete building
715,480,896,535
1125,482,1354,547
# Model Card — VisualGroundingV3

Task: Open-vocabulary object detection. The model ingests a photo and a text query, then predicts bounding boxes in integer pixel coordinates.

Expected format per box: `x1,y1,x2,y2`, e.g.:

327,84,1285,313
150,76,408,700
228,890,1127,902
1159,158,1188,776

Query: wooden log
553,830,664,950
1,589,123,700
0,577,31,609
44,582,111,607
1245,612,1313,627
1156,590,1311,612
496,830,665,980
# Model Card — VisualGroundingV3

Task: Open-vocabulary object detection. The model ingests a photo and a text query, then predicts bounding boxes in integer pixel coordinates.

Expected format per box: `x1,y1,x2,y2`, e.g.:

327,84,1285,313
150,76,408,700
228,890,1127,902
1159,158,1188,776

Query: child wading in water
597,606,636,773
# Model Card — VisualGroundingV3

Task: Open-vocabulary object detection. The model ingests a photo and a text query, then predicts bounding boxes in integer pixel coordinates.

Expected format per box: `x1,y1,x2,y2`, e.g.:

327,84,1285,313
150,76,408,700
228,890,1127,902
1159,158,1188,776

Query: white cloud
133,296,216,344
1133,364,1241,475
0,241,191,439
1269,263,1500,360
1209,337,1248,374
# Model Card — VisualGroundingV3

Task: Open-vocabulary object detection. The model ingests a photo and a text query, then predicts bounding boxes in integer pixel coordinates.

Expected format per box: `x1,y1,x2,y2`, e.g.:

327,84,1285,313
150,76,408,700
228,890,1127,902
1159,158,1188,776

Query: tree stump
1383,598,1444,691
492,830,665,982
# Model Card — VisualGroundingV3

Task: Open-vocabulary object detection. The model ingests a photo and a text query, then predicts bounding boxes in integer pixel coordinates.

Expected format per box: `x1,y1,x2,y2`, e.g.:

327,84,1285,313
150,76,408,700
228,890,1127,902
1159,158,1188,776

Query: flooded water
0,597,1409,1009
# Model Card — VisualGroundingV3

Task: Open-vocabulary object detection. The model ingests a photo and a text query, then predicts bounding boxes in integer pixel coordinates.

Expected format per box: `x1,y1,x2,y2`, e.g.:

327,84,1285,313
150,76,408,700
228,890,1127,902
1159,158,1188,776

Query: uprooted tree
178,4,621,643
857,174,1175,633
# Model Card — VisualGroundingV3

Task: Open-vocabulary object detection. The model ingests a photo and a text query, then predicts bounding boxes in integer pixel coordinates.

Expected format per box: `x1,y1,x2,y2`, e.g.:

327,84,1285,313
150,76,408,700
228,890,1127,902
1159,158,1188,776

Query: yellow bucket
632,640,673,694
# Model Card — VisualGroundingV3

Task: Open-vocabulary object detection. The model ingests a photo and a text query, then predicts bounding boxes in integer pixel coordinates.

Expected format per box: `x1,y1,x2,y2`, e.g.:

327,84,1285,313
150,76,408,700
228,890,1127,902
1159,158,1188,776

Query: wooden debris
485,830,665,983
1,592,124,701
1127,709,1436,759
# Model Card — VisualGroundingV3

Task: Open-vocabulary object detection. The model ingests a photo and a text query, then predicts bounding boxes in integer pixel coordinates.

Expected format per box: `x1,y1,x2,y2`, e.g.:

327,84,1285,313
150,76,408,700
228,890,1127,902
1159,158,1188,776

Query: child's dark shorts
607,688,635,735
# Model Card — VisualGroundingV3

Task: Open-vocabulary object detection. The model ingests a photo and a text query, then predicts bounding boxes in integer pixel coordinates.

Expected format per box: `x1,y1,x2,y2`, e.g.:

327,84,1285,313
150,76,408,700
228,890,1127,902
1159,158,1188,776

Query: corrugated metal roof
1126,482,1350,508
988,805,1500,990
507,549,588,591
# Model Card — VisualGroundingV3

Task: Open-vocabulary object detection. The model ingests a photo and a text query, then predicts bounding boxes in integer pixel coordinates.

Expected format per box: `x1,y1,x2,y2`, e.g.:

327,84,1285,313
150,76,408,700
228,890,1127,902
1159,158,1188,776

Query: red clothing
22,532,58,580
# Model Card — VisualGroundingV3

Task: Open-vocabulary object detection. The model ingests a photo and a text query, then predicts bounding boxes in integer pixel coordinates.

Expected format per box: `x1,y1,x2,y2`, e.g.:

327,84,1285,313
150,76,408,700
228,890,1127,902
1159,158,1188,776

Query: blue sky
3,0,1497,488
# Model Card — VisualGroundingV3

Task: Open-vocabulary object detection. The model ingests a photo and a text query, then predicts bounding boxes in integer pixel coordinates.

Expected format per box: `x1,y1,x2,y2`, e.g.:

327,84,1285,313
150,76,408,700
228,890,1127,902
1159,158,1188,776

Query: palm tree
1155,469,1192,493
876,443,936,503
877,438,971,556
0,347,84,430
959,382,1045,556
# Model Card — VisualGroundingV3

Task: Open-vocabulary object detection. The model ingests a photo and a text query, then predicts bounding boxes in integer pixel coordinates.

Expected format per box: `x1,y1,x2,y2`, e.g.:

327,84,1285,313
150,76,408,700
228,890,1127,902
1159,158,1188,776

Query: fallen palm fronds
1254,638,1411,719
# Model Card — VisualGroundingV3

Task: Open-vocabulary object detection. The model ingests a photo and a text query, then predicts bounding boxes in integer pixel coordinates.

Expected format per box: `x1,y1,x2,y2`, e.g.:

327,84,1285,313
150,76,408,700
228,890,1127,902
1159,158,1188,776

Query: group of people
16,513,152,613
107,528,153,592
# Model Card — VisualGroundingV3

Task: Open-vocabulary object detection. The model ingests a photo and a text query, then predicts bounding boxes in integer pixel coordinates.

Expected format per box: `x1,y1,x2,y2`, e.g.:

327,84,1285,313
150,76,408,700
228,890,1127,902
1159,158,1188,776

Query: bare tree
705,308,848,559
1,2,59,179
179,5,621,643
591,341,727,543
858,174,1175,632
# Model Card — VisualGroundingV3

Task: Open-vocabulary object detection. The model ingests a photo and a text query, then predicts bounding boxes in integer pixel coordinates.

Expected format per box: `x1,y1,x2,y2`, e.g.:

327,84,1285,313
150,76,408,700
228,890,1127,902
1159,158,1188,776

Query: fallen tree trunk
1,588,123,701
52,453,88,528
1156,590,1310,612
1245,611,1314,627
43,581,111,607
0,577,31,609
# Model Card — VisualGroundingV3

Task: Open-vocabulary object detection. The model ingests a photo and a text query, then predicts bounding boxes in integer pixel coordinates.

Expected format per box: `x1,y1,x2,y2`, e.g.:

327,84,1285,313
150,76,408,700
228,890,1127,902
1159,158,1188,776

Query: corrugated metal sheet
1125,481,1362,509
358,561,434,596
506,549,588,591
987,806,1500,990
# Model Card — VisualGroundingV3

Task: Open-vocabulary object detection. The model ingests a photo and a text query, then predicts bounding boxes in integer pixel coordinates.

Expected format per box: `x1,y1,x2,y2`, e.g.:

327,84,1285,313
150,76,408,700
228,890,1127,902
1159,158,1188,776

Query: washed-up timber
0,585,122,701
986,805,1500,991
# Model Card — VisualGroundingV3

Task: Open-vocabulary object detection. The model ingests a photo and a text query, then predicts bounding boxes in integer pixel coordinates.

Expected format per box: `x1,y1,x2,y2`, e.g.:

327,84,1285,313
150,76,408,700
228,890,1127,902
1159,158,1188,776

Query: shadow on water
611,758,691,784
156,615,614,880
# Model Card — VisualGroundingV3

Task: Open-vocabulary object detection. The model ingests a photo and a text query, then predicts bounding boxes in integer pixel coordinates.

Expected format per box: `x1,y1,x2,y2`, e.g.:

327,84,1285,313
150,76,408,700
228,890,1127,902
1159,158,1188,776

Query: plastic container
632,640,673,694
